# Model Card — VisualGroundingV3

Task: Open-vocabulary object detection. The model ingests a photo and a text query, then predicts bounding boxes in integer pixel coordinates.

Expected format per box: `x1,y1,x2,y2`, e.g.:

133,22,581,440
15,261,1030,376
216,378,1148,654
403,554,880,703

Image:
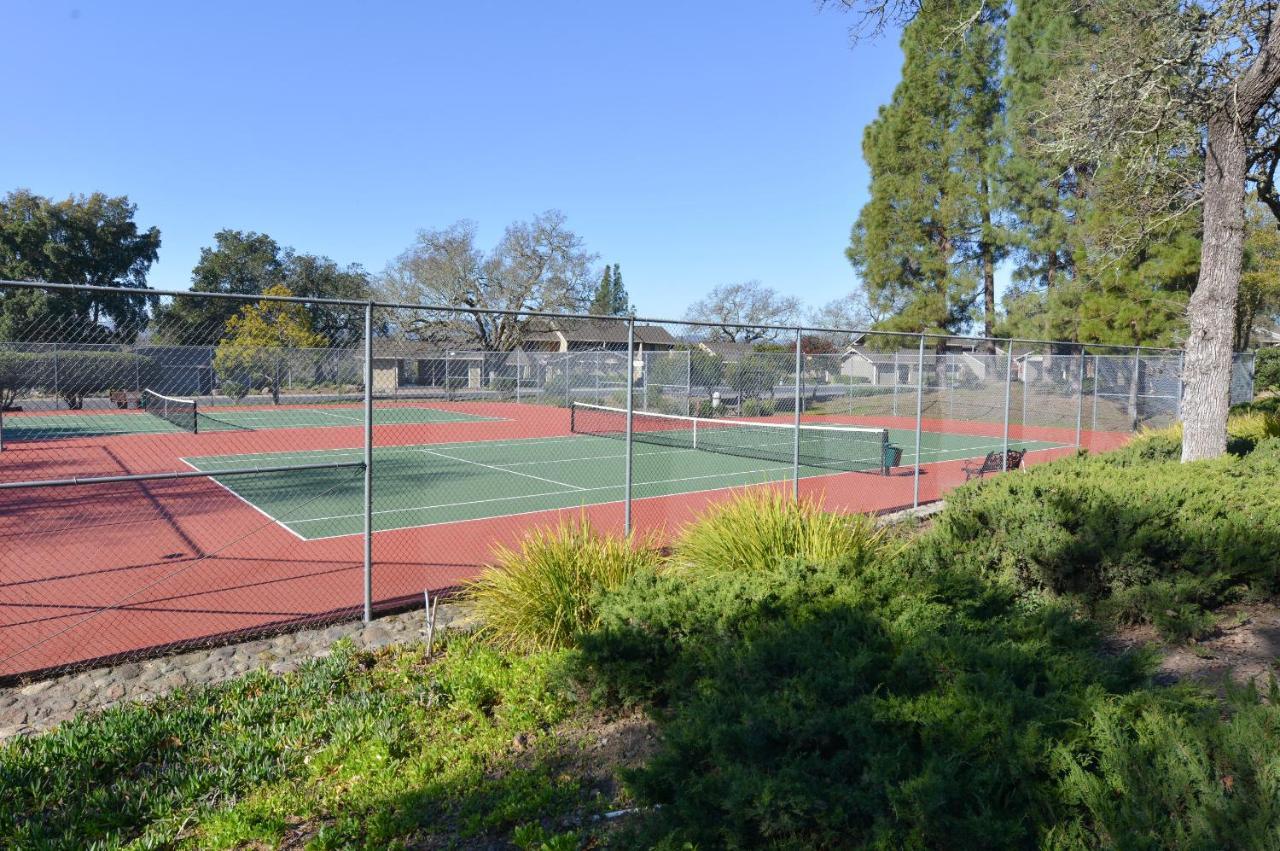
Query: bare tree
684,281,802,343
807,290,886,344
379,211,598,350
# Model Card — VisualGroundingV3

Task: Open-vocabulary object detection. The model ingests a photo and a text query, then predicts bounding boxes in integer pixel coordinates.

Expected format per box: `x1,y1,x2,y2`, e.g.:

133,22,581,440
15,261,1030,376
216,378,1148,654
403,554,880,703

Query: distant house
840,337,1010,386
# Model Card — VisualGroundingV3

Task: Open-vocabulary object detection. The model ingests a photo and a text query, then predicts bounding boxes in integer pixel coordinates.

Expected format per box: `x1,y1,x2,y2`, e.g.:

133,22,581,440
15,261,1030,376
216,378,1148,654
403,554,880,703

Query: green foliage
1257,348,1280,391
154,230,370,346
579,541,1151,847
914,443,1280,640
0,637,587,849
0,350,159,409
212,285,328,404
739,398,776,417
1047,685,1280,849
0,349,39,408
723,353,786,401
672,489,886,576
588,262,630,316
849,0,1006,338
466,518,664,653
0,190,160,341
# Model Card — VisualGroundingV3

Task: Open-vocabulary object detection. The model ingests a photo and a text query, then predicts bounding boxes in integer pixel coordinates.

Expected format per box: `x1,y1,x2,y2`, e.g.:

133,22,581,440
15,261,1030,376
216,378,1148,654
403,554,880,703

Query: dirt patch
1108,601,1280,697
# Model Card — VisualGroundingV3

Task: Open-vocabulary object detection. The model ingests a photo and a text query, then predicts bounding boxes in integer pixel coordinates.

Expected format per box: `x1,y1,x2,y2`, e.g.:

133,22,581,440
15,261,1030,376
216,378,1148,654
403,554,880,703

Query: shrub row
0,349,159,409
913,432,1280,640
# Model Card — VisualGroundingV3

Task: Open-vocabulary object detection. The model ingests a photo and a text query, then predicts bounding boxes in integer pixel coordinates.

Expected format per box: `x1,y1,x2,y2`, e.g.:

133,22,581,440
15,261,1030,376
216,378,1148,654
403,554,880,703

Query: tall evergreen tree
848,0,1007,346
610,263,629,314
589,265,615,315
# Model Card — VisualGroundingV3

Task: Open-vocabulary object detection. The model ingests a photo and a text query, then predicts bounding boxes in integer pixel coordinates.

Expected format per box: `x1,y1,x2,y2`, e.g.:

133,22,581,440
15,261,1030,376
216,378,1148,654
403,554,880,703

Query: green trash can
882,443,903,476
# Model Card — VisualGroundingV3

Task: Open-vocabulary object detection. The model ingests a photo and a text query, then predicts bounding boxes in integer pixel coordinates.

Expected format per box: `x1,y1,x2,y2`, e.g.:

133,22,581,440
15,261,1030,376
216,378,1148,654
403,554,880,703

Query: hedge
0,350,157,409
1256,347,1280,392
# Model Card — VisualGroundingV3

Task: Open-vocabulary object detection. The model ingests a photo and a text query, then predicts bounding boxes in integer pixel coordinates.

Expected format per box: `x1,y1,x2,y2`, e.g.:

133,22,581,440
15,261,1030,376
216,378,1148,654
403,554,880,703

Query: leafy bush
1256,347,1280,391
673,489,885,576
914,445,1280,639
466,518,663,652
580,546,1157,847
1098,408,1280,466
0,349,41,408
739,398,776,417
38,351,158,409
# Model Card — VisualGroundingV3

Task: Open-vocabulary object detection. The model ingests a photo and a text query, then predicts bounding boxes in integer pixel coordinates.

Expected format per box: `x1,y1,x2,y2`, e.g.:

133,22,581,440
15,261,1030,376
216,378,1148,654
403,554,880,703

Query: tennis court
184,414,1064,540
0,400,498,441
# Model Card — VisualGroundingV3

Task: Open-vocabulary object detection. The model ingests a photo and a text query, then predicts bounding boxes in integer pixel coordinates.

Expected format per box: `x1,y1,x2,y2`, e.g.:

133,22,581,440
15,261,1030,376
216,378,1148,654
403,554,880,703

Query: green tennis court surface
0,403,497,440
184,428,1063,540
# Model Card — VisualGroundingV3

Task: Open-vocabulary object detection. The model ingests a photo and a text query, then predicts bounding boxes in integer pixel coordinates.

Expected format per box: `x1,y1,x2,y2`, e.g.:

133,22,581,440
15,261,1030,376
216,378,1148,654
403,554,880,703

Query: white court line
183,433,601,464
178,458,310,541
418,447,587,491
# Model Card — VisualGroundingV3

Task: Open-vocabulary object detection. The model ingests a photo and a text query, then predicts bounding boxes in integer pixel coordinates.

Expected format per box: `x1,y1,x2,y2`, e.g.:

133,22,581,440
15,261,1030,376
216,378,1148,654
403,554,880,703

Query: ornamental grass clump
466,518,663,653
673,488,886,575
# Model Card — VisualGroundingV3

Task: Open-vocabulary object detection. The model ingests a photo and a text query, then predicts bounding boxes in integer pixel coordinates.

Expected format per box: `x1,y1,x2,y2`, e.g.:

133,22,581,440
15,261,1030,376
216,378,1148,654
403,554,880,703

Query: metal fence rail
0,280,1258,679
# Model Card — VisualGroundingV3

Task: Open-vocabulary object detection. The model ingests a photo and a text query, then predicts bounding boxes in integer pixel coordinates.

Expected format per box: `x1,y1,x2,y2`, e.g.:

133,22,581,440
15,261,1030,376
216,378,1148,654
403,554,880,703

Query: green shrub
29,350,158,409
916,447,1280,639
1099,409,1280,466
1047,685,1280,849
1256,347,1280,391
739,398,777,417
673,489,886,575
466,518,663,652
0,349,41,408
579,545,1155,847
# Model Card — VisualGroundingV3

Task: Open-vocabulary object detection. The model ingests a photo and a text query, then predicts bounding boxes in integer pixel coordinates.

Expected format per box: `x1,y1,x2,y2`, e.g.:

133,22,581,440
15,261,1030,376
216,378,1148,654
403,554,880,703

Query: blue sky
5,1,904,319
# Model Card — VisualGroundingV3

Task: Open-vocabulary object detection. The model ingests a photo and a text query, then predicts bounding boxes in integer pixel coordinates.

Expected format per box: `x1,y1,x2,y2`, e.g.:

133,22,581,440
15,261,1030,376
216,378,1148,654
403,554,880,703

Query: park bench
962,448,1024,481
109,390,141,409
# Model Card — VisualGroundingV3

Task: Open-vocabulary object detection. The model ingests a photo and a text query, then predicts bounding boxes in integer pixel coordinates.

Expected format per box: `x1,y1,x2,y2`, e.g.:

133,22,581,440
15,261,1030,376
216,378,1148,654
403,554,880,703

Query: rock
19,681,51,697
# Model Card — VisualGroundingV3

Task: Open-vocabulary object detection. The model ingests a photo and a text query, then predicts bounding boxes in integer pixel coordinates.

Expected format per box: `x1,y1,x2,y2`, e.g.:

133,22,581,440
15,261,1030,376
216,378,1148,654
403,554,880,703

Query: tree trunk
1182,113,1247,461
980,177,997,354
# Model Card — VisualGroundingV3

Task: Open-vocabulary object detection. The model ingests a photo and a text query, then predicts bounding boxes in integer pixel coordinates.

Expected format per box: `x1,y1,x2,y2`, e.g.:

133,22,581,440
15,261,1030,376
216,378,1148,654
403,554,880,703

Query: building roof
522,317,678,346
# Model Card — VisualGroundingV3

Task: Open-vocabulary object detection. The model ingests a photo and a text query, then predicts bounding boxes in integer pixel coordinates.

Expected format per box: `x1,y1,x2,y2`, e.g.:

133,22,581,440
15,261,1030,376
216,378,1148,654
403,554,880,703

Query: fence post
1002,344,1013,471
1075,346,1086,448
686,348,692,415
362,302,374,624
624,319,635,535
444,351,451,401
892,351,899,417
913,334,925,509
1092,355,1100,435
52,346,59,407
1176,349,1185,421
1132,347,1142,431
793,330,802,500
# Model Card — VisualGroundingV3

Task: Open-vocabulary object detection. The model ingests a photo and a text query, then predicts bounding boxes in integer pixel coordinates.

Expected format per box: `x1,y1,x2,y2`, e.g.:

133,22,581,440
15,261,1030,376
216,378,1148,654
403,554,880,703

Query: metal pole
1075,347,1085,447
1176,349,1185,421
1092,355,1100,434
686,347,692,415
515,348,522,403
793,331,802,500
642,350,649,411
892,352,899,417
362,302,374,624
624,319,635,534
1002,344,1013,471
1132,347,1142,431
444,351,451,401
913,335,925,509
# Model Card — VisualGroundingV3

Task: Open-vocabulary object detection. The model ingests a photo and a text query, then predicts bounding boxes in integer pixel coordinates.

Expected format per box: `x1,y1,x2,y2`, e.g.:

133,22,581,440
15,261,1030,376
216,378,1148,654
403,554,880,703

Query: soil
1107,601,1280,697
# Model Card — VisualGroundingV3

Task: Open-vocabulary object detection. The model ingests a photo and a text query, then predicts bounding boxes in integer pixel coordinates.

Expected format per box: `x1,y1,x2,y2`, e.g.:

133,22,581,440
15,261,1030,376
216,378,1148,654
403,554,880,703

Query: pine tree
589,265,614,315
848,0,1007,348
610,263,629,314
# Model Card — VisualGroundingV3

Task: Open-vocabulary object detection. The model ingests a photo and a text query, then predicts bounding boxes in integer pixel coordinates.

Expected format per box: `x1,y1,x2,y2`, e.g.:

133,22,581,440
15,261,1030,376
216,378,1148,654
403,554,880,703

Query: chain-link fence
0,280,1258,679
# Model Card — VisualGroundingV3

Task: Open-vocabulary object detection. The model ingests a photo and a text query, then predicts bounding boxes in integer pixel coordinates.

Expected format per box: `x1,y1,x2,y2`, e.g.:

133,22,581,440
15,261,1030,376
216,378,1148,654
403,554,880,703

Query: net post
913,334,925,509
793,329,802,500
362,301,374,625
1002,343,1012,471
624,318,636,536
1075,345,1085,448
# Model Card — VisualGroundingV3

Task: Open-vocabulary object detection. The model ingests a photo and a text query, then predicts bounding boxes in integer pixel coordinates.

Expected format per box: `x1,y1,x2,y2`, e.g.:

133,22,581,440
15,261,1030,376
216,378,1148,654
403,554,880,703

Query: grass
672,487,887,575
0,636,607,849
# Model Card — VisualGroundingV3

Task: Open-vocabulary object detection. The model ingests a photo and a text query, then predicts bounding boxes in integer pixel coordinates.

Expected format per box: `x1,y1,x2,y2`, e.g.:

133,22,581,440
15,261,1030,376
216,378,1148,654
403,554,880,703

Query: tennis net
141,389,199,433
570,402,893,474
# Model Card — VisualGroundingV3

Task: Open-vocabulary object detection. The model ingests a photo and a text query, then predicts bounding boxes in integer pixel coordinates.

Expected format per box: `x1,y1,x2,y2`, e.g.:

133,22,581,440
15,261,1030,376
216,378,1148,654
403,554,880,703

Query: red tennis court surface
0,400,1130,680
